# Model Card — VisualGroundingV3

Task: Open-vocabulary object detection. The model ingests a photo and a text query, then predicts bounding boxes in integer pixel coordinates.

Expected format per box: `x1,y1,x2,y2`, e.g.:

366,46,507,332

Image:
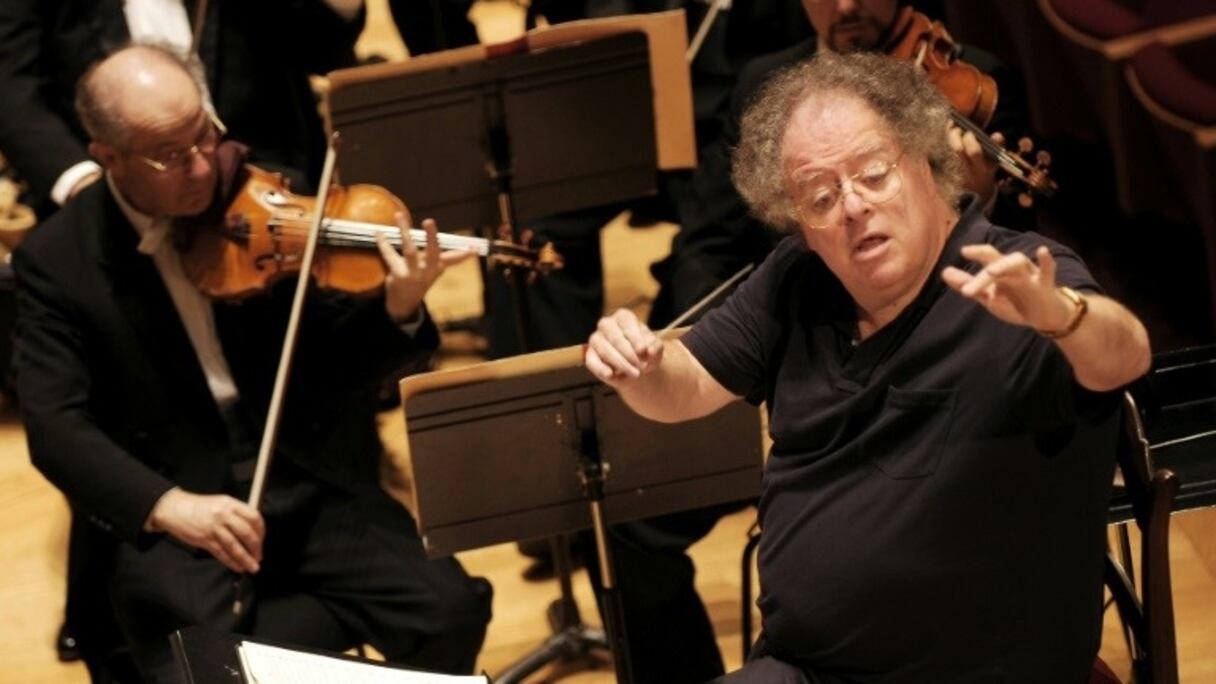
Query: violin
179,165,563,299
884,7,1058,206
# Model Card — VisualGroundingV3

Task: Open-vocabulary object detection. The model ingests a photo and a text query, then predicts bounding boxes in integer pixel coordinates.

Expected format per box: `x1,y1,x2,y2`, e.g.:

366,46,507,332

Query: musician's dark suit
0,0,361,214
13,177,491,681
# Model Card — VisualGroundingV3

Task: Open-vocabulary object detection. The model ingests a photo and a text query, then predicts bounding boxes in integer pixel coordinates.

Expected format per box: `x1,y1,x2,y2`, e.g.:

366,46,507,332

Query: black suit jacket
14,178,436,673
0,0,362,212
14,179,435,545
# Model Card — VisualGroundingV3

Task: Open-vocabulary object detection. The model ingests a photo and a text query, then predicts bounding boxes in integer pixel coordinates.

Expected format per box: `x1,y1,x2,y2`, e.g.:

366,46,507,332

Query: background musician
586,50,1150,682
0,0,364,219
12,44,489,683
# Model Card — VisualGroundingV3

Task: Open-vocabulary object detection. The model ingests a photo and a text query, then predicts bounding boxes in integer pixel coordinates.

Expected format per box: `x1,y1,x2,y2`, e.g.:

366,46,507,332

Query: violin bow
660,262,754,333
686,0,730,64
231,136,340,615
245,138,341,512
190,0,208,57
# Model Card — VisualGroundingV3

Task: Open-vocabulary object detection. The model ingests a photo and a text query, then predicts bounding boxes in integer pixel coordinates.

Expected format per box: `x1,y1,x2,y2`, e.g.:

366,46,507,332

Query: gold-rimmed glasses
131,111,227,174
794,151,904,230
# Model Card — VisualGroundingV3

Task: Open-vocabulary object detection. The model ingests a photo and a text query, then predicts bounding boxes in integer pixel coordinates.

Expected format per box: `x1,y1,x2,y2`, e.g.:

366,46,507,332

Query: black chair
1097,344,1216,683
1131,346,1216,512
1105,391,1181,684
740,519,761,662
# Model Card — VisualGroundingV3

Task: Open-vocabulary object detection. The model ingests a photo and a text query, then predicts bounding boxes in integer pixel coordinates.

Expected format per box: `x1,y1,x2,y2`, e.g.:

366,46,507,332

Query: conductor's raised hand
585,308,664,384
942,244,1074,333
146,488,265,574
377,213,475,323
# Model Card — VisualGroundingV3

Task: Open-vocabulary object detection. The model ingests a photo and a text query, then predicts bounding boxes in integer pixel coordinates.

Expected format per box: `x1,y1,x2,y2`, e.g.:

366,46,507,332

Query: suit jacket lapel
93,190,225,425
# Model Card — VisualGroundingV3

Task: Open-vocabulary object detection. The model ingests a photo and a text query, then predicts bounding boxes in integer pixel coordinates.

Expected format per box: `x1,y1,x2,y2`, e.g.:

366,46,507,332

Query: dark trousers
577,501,752,684
709,637,846,684
709,657,813,684
107,464,491,683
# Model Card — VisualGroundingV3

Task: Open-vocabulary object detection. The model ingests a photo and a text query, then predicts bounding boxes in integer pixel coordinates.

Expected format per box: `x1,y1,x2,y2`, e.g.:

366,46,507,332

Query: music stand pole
579,440,634,683
484,80,612,684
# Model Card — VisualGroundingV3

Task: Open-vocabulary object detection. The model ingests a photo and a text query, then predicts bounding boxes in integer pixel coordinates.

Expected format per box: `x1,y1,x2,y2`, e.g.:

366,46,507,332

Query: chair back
1105,343,1216,684
1106,391,1180,684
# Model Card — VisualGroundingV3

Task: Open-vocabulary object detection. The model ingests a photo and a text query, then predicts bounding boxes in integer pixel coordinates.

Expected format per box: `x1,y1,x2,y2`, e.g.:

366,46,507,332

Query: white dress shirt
108,175,240,406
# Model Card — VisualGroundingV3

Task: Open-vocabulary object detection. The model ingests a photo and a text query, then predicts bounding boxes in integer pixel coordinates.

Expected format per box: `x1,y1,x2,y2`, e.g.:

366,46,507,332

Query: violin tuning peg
1017,137,1034,154
1035,150,1052,167
496,223,511,241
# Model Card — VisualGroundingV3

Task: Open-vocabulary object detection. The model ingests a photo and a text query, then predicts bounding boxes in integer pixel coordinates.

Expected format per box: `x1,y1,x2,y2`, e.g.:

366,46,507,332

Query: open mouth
853,235,889,258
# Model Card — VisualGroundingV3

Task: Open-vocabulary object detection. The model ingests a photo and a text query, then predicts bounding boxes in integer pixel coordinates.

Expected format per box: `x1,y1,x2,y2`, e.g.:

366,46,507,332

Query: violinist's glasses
131,111,227,174
793,151,904,230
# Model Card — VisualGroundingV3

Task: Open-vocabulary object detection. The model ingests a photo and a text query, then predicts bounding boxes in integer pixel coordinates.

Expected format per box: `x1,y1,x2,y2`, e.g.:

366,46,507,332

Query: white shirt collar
107,173,173,255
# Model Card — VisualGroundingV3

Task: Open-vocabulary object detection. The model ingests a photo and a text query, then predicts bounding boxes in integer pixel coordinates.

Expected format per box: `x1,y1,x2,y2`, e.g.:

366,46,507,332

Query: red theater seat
1126,37,1216,328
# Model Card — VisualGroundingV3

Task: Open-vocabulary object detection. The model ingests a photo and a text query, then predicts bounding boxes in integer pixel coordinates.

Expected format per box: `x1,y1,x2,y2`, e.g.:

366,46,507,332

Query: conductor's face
782,93,950,308
802,0,899,53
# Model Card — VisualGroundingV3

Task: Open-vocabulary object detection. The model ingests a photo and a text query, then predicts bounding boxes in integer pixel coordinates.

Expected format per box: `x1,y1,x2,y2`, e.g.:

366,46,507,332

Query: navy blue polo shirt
683,197,1120,683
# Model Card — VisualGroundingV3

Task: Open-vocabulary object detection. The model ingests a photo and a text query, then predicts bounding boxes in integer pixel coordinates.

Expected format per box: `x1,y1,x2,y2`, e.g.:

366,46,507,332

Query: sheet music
237,642,490,684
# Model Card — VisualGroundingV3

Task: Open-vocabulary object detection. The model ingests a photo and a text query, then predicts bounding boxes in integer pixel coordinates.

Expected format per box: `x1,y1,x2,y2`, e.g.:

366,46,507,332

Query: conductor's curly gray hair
731,51,963,233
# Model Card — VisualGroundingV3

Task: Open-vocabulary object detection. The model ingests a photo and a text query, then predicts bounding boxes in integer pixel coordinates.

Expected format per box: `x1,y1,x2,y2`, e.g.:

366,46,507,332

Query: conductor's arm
585,308,738,423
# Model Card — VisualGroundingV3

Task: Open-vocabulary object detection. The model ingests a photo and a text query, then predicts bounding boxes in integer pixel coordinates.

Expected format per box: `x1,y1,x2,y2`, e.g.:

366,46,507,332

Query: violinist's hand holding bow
941,244,1074,333
377,213,474,323
146,488,265,574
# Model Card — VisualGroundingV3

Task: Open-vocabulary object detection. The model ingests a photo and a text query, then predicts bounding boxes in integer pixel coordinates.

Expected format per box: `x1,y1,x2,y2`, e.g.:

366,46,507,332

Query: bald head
77,43,220,219
76,43,203,149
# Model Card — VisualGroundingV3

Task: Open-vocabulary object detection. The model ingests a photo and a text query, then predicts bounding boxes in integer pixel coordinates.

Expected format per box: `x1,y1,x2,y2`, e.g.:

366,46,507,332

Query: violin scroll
490,225,564,281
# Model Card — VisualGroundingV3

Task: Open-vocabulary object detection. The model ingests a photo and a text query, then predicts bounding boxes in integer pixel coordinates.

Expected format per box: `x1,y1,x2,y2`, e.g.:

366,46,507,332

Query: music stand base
494,602,609,684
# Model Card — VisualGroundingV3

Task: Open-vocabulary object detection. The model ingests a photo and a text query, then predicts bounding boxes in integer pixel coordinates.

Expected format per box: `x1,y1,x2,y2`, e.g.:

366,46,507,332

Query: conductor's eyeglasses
794,151,904,230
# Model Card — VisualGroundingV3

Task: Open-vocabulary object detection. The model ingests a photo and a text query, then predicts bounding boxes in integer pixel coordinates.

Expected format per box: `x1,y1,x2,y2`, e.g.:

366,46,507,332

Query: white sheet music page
237,642,490,684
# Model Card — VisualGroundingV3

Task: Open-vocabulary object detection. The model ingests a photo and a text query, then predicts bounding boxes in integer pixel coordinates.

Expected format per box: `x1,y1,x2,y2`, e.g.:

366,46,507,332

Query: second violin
884,7,1058,205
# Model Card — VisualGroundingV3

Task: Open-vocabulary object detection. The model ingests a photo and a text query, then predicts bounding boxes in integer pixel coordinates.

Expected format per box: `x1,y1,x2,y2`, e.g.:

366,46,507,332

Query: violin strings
949,111,1024,175
263,218,493,256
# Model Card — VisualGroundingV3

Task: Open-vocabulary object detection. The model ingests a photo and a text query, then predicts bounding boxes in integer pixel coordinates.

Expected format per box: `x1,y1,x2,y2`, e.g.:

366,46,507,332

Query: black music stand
326,26,691,682
326,31,658,236
327,30,659,350
398,340,764,683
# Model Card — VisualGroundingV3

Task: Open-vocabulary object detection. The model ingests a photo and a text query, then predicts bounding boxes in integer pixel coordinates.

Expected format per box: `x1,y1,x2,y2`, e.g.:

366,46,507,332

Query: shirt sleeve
681,237,803,404
995,230,1119,426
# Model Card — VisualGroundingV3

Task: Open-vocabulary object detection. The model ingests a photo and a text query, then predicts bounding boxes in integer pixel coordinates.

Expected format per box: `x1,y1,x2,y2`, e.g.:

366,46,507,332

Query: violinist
13,44,490,683
589,50,1150,682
